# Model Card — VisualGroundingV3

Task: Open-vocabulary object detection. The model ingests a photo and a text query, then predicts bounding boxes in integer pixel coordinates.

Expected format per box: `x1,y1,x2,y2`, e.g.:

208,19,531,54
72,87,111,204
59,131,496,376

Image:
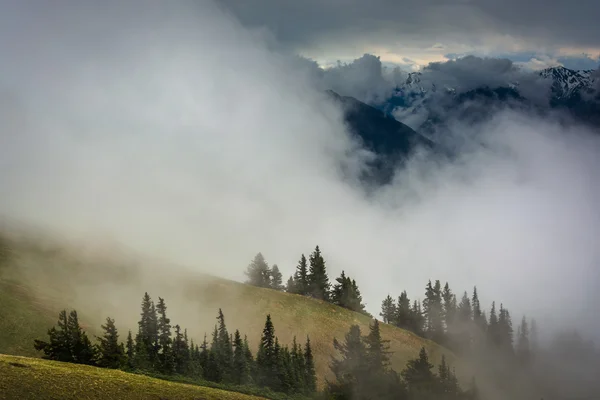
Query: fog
1,0,599,353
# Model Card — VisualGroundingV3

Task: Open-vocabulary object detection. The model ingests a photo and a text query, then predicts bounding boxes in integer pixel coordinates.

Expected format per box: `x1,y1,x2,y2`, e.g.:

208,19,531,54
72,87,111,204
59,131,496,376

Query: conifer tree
292,254,310,295
125,330,135,370
401,346,436,394
232,329,249,385
380,294,397,324
216,309,233,381
472,287,486,331
457,291,473,323
530,318,539,357
66,310,96,365
290,336,306,392
516,315,530,365
135,292,157,370
148,301,158,364
304,336,317,393
396,291,412,330
285,275,295,293
199,334,210,379
206,325,222,382
331,271,367,313
307,245,330,300
442,283,457,329
96,317,125,369
364,319,390,372
256,314,277,387
487,301,500,346
270,264,284,291
245,253,271,288
410,299,426,336
34,310,72,362
173,324,189,375
423,280,444,343
498,304,514,352
243,335,255,381
156,297,174,374
34,310,96,365
329,324,367,398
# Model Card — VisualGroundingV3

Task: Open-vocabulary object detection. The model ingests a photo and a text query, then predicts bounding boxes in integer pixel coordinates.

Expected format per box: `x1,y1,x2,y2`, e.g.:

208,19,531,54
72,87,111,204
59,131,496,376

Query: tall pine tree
96,317,125,369
307,246,330,300
245,253,271,288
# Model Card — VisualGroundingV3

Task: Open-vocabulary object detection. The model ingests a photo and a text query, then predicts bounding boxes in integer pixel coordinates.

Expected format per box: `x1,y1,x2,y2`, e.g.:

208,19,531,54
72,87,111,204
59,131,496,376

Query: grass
0,231,469,389
0,354,268,400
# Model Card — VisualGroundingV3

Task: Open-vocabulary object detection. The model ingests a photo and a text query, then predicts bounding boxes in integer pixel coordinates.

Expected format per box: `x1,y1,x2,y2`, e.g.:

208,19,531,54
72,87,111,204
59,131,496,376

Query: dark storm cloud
216,0,600,52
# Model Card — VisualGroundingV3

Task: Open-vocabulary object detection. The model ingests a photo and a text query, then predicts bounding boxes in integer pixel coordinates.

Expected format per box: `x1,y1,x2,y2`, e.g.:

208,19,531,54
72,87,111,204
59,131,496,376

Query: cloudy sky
217,0,600,70
1,0,599,342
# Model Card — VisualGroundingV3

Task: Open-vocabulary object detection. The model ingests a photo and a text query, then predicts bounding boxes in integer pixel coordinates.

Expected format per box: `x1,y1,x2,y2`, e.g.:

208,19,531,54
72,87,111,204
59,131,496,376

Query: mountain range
332,66,600,183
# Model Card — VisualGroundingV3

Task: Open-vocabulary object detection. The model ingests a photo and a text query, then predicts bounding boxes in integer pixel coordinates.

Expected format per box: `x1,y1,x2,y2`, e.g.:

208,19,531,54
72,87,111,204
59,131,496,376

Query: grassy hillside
0,231,467,388
0,354,267,400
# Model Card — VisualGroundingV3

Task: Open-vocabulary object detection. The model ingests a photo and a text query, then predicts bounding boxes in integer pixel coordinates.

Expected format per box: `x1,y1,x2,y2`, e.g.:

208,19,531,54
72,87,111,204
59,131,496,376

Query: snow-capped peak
539,66,595,99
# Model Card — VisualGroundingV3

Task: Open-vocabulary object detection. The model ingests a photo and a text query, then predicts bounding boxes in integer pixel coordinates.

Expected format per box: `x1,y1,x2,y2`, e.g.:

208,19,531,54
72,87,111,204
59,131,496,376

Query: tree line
34,292,317,398
245,246,368,315
326,320,478,400
379,280,535,365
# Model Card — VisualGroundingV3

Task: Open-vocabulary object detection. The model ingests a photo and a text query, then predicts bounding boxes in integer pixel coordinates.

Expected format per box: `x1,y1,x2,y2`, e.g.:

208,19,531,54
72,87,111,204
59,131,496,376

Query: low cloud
1,0,600,351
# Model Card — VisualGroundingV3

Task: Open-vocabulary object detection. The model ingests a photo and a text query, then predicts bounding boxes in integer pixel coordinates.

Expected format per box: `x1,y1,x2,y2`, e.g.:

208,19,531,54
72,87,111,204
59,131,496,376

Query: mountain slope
0,231,467,388
0,354,267,400
328,90,437,183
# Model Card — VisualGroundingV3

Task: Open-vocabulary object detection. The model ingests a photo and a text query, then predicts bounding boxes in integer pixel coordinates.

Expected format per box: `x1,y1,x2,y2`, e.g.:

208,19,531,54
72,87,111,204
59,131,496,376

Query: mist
1,0,599,355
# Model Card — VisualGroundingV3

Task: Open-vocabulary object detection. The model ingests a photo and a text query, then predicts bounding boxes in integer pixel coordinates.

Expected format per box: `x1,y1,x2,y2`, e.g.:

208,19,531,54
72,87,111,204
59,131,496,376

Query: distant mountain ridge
381,66,600,132
327,89,436,184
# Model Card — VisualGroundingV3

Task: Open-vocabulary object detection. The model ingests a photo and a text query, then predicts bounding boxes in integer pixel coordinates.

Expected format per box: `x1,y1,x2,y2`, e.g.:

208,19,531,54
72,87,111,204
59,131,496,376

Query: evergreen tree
292,254,310,295
410,300,426,336
487,302,500,346
328,325,368,398
396,291,412,330
125,330,135,370
423,280,444,343
256,314,277,388
34,310,96,365
307,245,330,300
66,310,96,365
472,287,486,332
350,279,367,314
332,271,367,313
245,253,271,288
199,334,210,379
243,335,255,382
96,317,125,369
498,304,514,353
216,309,233,381
135,292,157,370
401,346,436,395
364,319,390,372
207,325,222,382
148,301,158,364
457,291,472,323
380,295,397,324
285,275,296,293
516,315,530,366
173,324,189,375
270,264,284,291
290,336,306,392
304,336,317,393
156,297,174,374
530,318,539,358
232,329,249,385
34,310,72,362
442,283,457,330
